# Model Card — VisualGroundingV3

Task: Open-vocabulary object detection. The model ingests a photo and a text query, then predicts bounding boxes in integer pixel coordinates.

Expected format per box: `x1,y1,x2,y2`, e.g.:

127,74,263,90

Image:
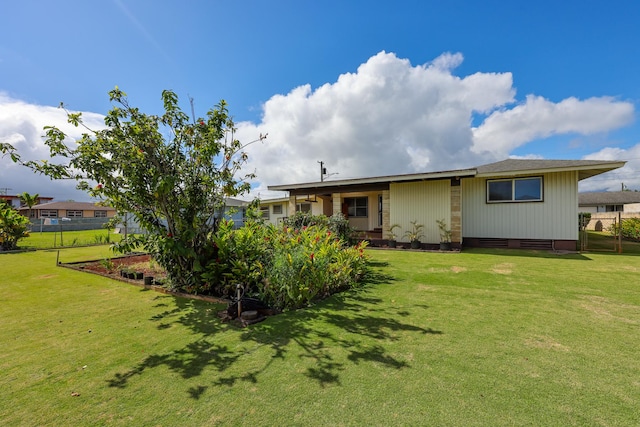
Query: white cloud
579,144,640,192
237,51,634,199
1,51,636,201
0,92,105,201
238,51,518,198
472,95,634,157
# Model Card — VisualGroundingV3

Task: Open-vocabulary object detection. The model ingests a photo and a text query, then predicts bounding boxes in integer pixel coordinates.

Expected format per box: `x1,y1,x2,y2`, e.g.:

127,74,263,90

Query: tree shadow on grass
106,267,441,396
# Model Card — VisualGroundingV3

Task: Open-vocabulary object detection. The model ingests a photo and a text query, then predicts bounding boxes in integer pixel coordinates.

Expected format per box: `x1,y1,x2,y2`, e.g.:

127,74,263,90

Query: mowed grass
20,229,122,250
1,245,639,426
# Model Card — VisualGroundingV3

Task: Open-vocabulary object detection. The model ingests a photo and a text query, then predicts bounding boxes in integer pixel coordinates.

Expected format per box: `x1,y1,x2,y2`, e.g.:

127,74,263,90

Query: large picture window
345,197,368,217
487,177,543,203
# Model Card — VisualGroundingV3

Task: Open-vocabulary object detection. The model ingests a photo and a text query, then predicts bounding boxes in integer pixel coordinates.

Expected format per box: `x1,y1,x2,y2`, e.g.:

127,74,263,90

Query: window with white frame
260,206,270,220
94,210,108,218
272,204,283,215
40,210,58,218
487,177,543,203
345,197,368,217
66,210,83,218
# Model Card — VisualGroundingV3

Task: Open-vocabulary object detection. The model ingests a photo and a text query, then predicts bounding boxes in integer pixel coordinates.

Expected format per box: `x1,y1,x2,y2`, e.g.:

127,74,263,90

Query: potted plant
403,220,424,249
387,224,401,248
436,218,452,251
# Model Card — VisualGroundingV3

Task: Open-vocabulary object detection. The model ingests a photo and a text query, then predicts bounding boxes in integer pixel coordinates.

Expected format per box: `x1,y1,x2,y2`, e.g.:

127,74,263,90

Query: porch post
332,193,342,216
382,190,391,239
288,195,296,217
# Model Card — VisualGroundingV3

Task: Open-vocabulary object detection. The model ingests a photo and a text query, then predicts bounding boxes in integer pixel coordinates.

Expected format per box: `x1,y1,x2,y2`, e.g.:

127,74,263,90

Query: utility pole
318,161,327,182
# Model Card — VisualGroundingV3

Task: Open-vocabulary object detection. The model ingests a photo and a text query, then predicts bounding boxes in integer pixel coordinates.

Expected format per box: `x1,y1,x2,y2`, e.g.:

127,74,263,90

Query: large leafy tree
2,87,266,290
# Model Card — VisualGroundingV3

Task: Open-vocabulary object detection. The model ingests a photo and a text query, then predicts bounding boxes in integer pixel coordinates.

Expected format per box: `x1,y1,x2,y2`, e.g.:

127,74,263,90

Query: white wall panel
462,171,578,240
390,180,450,243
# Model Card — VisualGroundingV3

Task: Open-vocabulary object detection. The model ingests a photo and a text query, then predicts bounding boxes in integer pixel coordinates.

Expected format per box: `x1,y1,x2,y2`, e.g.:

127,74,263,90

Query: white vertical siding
462,171,578,240
390,180,450,243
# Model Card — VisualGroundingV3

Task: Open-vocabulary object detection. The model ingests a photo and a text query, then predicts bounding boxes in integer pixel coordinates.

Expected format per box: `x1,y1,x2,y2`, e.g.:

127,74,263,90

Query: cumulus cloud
0,93,105,201
1,51,636,200
579,144,640,192
472,95,635,157
238,51,517,197
237,51,634,198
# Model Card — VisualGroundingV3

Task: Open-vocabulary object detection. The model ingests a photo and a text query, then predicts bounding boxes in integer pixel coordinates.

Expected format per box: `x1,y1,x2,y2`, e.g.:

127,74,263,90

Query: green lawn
1,245,639,426
19,229,122,250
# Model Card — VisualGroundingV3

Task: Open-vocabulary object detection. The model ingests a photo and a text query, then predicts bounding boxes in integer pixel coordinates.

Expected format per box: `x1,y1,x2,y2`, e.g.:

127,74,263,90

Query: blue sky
1,0,640,201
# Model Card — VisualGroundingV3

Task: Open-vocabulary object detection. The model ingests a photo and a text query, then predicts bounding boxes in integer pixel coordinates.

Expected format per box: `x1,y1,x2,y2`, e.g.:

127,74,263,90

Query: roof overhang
475,159,626,181
268,168,477,195
267,159,626,195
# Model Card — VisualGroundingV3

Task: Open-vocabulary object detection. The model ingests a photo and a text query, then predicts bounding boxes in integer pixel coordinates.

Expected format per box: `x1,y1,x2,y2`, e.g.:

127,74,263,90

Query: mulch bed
60,253,228,305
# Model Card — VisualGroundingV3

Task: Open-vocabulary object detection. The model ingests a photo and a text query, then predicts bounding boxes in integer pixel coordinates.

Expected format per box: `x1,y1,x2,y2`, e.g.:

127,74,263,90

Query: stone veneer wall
382,190,391,239
450,183,461,244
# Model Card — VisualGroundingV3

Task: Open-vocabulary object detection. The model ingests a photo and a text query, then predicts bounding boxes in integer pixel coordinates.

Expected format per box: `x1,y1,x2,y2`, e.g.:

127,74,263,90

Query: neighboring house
20,201,117,219
115,197,251,234
578,191,640,232
578,191,640,213
268,159,625,250
0,194,54,212
258,197,296,225
222,197,249,228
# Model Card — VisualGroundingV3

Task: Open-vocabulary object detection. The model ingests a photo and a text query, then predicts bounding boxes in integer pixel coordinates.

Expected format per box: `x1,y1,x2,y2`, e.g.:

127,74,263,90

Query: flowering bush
202,220,369,310
259,225,368,310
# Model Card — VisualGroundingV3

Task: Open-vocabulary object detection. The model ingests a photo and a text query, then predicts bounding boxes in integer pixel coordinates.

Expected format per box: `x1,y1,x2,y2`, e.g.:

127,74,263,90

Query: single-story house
578,191,640,232
20,201,117,219
578,191,640,213
267,159,626,250
259,197,295,225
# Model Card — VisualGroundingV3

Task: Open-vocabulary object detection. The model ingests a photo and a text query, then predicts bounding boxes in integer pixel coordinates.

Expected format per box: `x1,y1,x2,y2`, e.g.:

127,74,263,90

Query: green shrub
201,219,369,310
283,212,355,245
0,202,31,251
578,212,592,231
610,217,640,241
202,219,273,297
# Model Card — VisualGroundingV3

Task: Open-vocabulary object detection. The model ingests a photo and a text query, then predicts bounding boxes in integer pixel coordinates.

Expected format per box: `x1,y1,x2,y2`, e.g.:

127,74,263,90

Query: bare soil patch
80,254,166,280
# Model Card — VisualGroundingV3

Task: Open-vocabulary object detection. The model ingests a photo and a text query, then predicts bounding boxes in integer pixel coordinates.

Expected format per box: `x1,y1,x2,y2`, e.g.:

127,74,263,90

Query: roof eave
475,162,626,181
268,168,477,192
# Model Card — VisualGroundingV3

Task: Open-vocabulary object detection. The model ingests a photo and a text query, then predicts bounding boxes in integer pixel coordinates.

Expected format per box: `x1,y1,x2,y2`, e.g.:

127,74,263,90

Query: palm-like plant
403,220,425,243
19,192,39,221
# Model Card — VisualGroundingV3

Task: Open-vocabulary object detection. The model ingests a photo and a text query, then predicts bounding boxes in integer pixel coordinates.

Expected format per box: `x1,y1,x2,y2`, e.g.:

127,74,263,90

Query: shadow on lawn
107,265,440,397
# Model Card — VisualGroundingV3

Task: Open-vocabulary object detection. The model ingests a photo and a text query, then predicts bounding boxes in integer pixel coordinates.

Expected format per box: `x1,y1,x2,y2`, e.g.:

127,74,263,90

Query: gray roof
224,197,249,207
21,201,116,211
269,158,626,193
476,159,626,180
579,191,640,206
